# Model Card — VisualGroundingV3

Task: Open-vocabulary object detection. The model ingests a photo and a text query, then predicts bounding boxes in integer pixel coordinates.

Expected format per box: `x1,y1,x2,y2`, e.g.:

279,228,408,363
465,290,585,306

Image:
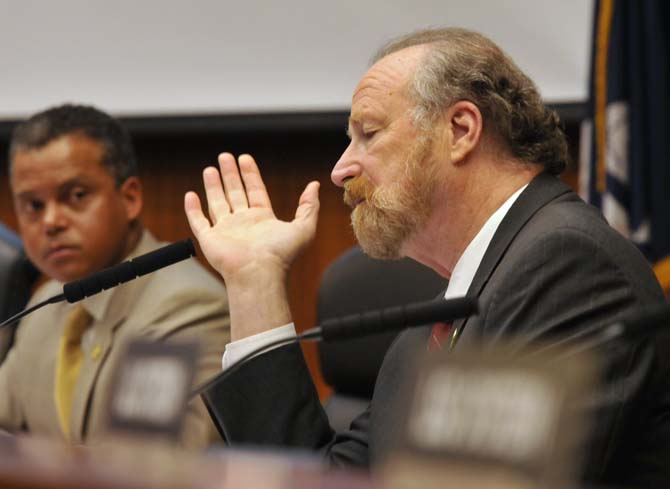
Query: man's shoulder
133,254,226,307
510,173,612,239
528,190,605,229
134,232,226,300
518,192,631,249
15,279,67,346
143,256,225,298
505,192,662,296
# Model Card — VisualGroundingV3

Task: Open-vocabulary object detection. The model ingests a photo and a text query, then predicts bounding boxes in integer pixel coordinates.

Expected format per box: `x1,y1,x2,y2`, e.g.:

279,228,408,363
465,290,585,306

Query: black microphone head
320,296,478,342
61,238,197,303
184,238,196,257
63,281,85,303
80,274,103,297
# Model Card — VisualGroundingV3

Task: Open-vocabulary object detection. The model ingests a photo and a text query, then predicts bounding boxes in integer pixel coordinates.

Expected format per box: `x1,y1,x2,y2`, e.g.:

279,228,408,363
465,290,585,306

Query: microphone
301,296,478,342
0,238,197,329
192,300,670,400
191,296,478,397
63,238,196,302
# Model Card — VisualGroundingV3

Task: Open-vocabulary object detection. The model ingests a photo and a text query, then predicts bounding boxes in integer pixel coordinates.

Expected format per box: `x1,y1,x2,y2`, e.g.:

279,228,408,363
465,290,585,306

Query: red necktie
427,321,453,351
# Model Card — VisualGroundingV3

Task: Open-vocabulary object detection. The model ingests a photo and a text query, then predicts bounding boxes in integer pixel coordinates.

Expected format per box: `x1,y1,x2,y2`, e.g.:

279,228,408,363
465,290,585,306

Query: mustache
343,177,373,208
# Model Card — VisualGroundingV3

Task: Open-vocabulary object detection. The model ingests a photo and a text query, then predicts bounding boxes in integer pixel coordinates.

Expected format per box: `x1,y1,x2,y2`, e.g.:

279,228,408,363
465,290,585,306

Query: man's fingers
203,166,230,224
295,181,320,230
238,154,273,210
218,153,249,211
184,191,211,237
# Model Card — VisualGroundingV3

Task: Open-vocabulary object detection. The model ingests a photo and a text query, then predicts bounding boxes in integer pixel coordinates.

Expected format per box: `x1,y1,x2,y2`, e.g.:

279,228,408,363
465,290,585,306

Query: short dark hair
373,28,568,175
9,104,138,186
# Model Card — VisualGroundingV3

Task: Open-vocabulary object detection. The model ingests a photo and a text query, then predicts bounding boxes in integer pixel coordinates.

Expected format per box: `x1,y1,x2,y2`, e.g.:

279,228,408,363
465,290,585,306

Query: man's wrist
222,323,297,369
226,274,293,342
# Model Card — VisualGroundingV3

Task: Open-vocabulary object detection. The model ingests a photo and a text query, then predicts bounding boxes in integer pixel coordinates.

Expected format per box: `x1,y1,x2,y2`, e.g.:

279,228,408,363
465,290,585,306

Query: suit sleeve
0,342,25,432
202,343,371,467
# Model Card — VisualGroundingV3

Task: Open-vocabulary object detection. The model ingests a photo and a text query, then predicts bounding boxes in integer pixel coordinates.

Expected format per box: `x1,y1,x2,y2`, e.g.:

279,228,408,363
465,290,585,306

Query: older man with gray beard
185,28,669,488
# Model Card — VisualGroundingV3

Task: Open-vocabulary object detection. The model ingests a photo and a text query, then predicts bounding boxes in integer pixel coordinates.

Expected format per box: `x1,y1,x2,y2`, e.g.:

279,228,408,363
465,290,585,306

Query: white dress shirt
222,184,528,370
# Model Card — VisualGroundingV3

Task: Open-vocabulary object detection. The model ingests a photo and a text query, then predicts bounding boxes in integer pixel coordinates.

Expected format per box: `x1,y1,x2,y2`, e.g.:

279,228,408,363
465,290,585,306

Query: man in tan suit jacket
2,104,230,448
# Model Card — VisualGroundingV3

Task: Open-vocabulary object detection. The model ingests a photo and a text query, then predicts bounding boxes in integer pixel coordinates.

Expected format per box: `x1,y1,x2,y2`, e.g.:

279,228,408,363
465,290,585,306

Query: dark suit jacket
203,173,669,487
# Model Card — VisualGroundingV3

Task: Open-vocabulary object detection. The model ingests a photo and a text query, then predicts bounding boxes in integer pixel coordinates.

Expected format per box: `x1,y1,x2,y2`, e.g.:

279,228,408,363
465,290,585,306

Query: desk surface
0,435,374,489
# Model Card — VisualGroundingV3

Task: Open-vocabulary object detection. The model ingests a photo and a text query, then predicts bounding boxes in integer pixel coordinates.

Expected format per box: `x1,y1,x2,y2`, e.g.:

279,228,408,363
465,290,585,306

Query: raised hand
184,153,320,339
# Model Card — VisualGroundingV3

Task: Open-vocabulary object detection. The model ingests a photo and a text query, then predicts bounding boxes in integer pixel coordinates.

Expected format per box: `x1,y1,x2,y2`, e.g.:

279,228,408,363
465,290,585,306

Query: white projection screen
0,0,593,120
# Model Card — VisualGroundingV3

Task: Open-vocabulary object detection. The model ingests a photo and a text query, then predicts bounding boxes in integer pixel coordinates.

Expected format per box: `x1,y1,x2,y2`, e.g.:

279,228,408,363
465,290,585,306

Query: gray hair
373,28,568,175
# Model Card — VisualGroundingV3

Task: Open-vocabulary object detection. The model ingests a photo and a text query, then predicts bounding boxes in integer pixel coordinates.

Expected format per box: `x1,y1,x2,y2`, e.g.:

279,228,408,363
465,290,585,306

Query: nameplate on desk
106,339,199,440
383,345,596,489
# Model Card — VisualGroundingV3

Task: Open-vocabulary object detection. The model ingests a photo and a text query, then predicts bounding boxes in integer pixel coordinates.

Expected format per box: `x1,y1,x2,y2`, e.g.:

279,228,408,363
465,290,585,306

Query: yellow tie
54,304,92,438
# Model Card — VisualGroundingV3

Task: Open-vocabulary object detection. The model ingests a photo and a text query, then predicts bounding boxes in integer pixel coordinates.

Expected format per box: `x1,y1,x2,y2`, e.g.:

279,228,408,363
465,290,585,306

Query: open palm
184,153,320,283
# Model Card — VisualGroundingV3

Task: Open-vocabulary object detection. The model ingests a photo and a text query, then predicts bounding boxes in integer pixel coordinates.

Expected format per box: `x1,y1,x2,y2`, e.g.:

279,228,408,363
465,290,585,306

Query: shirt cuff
221,323,297,370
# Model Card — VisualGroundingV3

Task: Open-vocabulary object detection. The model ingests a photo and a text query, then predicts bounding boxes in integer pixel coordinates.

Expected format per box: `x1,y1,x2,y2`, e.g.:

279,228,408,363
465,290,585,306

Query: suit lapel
69,277,144,440
452,173,573,341
69,232,161,441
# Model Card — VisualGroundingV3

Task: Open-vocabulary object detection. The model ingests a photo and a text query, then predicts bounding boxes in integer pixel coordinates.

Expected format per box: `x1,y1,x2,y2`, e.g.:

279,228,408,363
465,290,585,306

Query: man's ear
119,176,143,221
446,100,483,165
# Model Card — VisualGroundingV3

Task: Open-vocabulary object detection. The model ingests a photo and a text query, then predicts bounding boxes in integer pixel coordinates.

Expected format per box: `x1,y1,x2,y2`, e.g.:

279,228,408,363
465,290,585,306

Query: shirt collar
444,184,528,300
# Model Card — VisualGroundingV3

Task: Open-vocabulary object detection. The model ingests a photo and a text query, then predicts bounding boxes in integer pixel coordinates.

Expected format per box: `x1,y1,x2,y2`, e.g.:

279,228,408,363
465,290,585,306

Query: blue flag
580,0,670,290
